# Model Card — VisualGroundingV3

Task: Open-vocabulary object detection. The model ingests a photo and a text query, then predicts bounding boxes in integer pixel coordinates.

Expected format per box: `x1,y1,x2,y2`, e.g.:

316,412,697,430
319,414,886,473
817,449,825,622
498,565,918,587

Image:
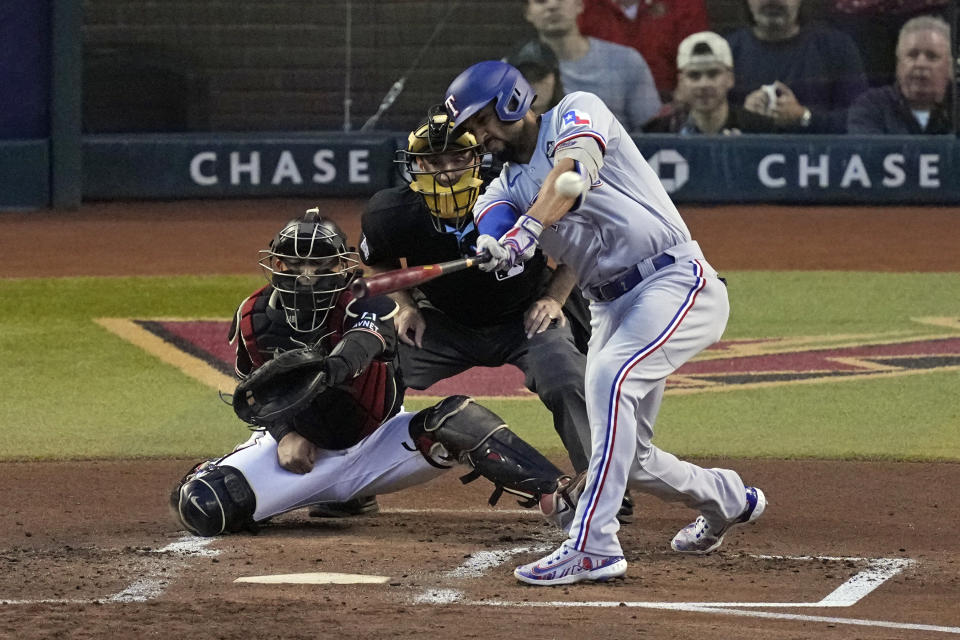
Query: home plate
234,572,391,585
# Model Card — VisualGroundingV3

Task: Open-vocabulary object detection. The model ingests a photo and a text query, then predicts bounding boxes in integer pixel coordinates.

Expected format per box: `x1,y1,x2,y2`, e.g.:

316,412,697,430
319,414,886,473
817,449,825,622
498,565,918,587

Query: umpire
360,105,601,487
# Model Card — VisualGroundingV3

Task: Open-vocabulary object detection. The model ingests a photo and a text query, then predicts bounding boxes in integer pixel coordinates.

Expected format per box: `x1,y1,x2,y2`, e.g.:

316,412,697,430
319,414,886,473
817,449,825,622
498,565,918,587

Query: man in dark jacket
727,0,868,132
848,15,954,134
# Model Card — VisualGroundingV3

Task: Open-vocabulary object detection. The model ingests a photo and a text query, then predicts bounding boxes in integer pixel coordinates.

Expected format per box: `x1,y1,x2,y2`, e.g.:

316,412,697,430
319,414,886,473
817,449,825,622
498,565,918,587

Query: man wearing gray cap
644,31,778,135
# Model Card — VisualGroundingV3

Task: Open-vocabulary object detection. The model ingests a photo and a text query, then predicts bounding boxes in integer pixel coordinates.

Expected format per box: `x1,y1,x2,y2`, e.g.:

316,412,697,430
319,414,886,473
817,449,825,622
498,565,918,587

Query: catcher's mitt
233,347,330,428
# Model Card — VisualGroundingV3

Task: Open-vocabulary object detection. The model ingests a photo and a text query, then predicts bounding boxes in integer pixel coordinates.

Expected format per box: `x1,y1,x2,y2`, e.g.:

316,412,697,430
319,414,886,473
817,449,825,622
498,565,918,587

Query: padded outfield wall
3,0,959,208
80,133,960,205
5,132,959,208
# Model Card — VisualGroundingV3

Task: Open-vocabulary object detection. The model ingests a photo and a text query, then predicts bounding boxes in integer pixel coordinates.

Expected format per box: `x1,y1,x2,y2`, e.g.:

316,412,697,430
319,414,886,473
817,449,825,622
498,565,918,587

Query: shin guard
408,395,567,506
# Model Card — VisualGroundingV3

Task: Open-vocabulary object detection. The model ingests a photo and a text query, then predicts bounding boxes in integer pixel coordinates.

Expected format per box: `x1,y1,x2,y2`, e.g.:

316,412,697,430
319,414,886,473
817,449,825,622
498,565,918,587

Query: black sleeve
846,89,883,135
324,295,399,385
266,422,295,444
360,187,408,266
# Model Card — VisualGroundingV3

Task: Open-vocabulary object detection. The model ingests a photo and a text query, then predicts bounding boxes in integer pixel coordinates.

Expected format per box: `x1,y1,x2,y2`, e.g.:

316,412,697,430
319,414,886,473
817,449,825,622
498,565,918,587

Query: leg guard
407,395,567,507
169,461,256,537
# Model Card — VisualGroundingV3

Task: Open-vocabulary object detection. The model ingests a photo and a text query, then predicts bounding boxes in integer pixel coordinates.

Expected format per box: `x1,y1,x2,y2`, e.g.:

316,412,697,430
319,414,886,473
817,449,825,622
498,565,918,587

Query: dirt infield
1,200,959,638
2,200,959,277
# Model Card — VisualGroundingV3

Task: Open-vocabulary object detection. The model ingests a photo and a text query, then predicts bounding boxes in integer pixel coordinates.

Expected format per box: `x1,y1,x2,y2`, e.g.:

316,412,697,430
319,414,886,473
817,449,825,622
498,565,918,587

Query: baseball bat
350,250,491,299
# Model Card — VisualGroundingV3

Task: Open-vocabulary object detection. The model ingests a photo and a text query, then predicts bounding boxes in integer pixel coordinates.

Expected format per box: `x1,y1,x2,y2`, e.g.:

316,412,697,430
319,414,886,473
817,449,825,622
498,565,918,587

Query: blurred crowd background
2,0,956,137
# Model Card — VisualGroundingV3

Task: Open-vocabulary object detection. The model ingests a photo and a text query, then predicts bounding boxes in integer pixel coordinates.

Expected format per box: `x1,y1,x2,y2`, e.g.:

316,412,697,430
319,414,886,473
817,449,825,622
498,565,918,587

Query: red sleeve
578,0,623,43
679,0,709,35
579,0,710,94
232,285,271,375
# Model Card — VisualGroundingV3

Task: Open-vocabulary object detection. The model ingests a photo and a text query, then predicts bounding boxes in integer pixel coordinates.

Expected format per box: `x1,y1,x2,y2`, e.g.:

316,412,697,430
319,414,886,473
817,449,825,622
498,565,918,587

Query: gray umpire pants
398,306,592,474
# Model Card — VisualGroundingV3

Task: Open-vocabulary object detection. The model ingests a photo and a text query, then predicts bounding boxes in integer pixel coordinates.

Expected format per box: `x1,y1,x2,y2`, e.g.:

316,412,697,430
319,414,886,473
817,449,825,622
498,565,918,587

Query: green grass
722,271,960,338
657,370,960,460
0,272,958,461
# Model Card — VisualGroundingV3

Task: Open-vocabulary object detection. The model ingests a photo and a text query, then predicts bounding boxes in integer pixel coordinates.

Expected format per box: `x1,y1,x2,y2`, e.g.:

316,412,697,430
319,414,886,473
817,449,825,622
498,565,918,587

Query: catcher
170,209,579,536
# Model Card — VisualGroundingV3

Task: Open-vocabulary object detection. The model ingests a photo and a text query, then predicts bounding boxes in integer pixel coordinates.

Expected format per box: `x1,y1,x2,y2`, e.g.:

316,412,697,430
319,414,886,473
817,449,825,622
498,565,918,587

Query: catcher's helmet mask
395,104,483,232
259,208,360,334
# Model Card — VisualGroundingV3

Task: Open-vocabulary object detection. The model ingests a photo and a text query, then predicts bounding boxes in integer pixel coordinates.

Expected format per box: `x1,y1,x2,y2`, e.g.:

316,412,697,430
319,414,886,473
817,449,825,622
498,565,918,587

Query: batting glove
476,234,512,273
499,215,543,266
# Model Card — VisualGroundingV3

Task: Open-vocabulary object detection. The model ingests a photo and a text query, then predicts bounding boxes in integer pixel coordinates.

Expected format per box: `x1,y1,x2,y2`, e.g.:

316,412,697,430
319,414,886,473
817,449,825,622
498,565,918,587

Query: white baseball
554,171,587,198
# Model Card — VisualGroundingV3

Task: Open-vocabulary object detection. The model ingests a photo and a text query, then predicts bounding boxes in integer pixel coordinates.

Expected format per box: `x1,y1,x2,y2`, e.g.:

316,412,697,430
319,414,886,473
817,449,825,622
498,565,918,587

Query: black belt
590,253,676,302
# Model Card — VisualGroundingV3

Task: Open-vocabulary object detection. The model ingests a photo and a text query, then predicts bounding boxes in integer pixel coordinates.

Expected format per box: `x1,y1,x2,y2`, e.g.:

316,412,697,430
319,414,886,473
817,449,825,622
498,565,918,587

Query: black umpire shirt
359,186,551,328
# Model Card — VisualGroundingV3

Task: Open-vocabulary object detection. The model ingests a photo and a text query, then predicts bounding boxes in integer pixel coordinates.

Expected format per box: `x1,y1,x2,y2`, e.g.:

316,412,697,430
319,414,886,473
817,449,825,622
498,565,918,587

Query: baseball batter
360,105,594,476
443,61,766,585
169,209,577,536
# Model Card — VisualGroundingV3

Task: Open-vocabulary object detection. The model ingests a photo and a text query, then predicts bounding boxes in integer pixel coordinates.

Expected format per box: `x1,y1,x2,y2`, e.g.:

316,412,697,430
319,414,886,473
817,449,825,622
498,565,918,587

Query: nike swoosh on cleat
531,556,579,576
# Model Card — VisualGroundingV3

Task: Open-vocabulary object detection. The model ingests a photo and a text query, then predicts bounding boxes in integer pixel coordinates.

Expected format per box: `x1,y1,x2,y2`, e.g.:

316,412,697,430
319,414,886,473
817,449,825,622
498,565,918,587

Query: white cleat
671,486,767,554
515,541,627,586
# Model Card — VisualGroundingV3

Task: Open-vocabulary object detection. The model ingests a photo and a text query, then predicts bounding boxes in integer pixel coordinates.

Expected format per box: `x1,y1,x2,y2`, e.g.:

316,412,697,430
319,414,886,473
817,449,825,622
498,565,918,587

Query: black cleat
308,495,380,518
616,490,634,525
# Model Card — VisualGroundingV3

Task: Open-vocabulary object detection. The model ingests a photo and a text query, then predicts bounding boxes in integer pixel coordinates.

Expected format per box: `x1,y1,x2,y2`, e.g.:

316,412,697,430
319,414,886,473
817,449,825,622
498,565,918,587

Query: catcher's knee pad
408,395,565,506
170,462,256,537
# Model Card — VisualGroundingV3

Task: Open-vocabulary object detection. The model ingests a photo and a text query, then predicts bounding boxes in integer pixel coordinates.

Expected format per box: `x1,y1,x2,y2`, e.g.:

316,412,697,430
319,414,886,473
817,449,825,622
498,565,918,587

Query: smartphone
762,84,778,115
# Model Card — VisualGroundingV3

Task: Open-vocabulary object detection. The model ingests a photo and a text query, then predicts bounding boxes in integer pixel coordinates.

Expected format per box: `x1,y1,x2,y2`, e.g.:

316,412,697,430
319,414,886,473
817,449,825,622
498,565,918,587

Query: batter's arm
523,158,581,228
494,157,587,271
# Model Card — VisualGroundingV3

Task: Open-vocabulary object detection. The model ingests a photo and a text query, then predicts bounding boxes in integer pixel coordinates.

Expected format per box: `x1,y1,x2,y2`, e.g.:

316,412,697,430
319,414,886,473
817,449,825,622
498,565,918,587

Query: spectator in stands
830,0,949,88
506,40,566,115
523,0,662,131
726,0,869,133
644,31,778,134
578,0,710,100
848,15,954,134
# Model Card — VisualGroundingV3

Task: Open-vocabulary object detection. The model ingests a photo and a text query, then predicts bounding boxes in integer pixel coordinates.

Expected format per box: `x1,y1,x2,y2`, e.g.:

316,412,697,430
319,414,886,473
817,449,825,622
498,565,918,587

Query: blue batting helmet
444,60,535,130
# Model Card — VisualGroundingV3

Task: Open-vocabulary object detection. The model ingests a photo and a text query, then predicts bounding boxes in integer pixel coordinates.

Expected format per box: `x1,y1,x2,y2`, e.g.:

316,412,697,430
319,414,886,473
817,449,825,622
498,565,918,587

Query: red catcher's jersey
229,285,403,449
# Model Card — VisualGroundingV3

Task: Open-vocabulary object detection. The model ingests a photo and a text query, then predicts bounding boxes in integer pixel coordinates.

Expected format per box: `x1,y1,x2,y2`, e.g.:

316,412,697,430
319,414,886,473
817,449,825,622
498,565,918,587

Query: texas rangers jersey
474,91,691,292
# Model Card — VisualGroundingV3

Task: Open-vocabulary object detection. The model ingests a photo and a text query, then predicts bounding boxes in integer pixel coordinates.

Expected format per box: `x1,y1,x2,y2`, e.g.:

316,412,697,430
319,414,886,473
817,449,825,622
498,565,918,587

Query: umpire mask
396,104,483,232
259,209,361,333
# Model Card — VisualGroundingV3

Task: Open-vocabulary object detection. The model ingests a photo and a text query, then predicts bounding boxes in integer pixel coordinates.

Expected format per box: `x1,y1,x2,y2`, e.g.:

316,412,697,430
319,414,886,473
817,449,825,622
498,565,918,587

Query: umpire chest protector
361,186,550,327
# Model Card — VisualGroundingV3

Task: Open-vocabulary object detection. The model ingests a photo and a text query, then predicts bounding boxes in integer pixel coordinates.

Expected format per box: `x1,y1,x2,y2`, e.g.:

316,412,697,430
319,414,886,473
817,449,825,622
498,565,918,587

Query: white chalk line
628,555,916,608
441,544,554,579
0,536,217,606
4,535,956,635
415,544,554,603
111,536,218,603
470,600,960,635
381,507,532,515
423,553,960,635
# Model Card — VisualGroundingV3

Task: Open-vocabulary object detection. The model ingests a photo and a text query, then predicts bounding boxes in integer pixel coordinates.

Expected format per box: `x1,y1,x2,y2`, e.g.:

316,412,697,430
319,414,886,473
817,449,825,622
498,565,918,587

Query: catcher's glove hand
233,347,330,428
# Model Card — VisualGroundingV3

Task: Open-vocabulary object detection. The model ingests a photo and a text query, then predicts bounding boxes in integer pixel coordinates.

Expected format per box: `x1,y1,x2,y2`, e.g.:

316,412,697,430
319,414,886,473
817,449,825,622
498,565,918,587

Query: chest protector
231,286,401,449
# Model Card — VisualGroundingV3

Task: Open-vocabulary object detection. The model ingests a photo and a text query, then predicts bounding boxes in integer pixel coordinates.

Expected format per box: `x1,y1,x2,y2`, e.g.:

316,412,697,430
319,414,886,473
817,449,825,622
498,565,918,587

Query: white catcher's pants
568,258,749,556
218,411,445,521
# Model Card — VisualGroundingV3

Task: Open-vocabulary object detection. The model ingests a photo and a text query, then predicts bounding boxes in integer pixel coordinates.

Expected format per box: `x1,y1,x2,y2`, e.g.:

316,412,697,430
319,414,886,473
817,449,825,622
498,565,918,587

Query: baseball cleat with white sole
671,486,766,554
514,541,627,586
